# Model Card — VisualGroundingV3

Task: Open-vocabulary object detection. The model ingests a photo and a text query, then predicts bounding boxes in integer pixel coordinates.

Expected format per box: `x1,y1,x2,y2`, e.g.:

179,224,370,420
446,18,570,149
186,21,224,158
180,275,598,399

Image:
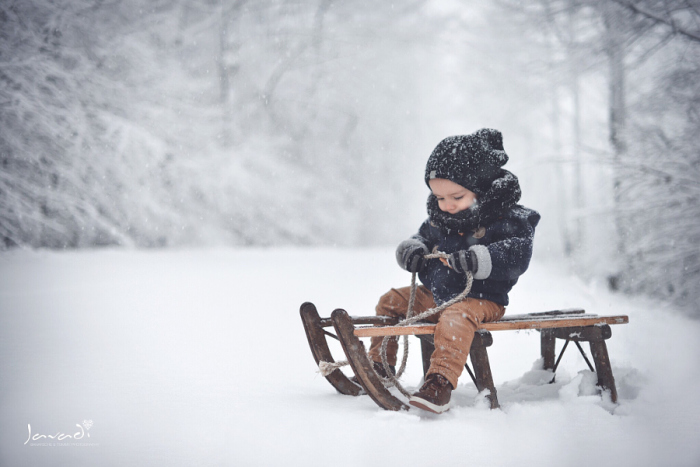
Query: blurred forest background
1,0,699,314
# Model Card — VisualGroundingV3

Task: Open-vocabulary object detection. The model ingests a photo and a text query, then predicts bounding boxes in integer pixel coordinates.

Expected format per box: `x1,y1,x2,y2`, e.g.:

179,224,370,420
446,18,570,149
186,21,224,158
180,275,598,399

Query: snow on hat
424,128,509,196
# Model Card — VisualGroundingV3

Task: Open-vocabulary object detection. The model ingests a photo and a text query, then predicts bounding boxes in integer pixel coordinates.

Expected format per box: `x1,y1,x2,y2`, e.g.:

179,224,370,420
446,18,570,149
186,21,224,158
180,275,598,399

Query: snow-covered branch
611,0,700,42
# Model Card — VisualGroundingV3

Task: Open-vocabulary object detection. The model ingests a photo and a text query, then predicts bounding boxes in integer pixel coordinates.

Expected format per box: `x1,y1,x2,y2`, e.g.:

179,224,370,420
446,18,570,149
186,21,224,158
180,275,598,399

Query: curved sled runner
300,302,363,396
300,302,408,409
331,308,409,411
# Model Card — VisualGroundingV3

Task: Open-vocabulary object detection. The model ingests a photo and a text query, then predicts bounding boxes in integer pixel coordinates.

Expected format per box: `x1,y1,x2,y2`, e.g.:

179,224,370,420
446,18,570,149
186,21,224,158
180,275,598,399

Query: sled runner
301,302,629,411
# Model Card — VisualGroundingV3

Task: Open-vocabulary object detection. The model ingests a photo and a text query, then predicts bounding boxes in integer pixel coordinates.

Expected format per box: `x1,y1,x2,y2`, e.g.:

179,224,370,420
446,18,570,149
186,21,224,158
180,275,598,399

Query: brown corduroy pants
367,285,505,389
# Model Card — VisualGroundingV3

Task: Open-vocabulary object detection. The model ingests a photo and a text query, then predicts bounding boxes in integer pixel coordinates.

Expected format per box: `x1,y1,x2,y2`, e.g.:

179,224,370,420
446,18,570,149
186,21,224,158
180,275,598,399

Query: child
368,128,540,414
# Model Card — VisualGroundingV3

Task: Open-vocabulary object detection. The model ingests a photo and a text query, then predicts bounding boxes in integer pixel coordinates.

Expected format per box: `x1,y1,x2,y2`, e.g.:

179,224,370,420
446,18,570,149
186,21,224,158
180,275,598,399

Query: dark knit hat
425,129,509,196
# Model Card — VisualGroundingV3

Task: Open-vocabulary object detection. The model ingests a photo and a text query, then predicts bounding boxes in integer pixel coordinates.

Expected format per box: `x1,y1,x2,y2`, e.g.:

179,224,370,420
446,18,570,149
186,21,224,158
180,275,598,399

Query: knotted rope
318,252,474,400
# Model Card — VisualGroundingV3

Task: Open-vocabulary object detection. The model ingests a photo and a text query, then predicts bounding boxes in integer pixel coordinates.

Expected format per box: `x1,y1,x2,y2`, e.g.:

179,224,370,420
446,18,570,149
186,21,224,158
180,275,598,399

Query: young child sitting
368,128,540,414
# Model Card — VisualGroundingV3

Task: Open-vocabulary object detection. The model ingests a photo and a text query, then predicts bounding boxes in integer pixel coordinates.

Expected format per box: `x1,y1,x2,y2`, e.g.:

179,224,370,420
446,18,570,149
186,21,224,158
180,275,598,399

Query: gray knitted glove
447,249,477,275
396,239,429,273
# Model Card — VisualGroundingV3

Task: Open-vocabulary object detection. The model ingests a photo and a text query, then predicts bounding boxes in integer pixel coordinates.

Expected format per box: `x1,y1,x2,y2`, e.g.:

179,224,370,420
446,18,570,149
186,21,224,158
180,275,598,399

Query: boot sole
409,396,450,414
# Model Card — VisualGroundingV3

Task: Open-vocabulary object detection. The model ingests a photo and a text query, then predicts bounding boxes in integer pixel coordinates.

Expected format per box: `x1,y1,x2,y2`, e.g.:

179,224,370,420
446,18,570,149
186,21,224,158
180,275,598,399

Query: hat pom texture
425,129,509,195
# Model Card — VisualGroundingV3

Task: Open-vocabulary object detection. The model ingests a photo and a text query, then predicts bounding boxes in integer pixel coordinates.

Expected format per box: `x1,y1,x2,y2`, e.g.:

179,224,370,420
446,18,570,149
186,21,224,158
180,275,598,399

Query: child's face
429,178,477,214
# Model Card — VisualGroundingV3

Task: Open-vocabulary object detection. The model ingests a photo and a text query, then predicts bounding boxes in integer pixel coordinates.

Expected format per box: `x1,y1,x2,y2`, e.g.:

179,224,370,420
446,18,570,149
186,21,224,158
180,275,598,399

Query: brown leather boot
409,373,453,414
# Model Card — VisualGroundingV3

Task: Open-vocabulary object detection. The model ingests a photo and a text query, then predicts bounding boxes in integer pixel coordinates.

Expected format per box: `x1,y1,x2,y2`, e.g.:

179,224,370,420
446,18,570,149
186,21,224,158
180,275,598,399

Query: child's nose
441,202,455,212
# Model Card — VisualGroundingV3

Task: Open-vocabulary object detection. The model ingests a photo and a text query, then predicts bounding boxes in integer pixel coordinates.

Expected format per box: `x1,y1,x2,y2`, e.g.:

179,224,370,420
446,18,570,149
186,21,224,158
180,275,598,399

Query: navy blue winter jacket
415,205,540,306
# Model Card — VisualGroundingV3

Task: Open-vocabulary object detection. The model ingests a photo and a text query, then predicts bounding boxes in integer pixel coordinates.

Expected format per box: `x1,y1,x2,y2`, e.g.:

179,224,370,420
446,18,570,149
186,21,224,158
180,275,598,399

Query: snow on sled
300,302,629,411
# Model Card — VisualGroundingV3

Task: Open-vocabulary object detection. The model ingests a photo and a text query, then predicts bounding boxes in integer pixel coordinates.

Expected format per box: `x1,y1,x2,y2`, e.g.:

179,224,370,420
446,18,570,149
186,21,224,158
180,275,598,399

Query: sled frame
301,303,628,410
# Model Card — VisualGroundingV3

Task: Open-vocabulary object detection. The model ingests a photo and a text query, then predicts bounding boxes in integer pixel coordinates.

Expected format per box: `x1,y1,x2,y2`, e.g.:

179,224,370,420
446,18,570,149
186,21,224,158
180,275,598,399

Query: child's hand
396,239,429,272
446,250,476,274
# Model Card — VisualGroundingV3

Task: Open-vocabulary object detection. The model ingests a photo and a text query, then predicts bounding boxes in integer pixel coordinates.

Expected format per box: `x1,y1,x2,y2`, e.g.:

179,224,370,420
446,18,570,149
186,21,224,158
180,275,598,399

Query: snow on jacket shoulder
415,205,540,306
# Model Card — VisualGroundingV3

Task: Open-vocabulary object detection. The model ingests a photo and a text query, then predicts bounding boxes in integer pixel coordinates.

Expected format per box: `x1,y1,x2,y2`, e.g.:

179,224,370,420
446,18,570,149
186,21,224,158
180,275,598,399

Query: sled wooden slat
484,315,628,330
354,324,436,337
353,314,629,337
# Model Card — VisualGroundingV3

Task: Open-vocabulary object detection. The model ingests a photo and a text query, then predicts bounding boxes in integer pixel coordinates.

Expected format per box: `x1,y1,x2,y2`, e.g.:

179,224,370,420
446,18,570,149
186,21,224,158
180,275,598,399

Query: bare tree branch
612,0,700,42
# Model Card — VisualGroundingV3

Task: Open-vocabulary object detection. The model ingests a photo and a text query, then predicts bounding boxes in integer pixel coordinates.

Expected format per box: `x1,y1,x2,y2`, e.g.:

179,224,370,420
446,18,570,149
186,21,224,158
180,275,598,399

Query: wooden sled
301,302,629,411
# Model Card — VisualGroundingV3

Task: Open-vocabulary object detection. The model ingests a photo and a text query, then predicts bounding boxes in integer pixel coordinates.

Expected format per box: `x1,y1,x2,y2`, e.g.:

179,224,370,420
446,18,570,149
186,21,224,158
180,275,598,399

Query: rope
318,251,474,400
380,252,473,397
318,360,348,376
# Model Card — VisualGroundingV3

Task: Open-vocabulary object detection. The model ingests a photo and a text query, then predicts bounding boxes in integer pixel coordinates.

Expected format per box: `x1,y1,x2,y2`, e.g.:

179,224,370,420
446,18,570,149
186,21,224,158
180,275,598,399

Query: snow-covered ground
1,248,699,466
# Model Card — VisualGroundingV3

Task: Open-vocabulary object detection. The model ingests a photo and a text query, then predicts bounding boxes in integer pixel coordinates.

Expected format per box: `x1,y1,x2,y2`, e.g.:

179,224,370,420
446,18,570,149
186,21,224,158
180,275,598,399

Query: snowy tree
3,0,697,313
1,0,432,248
498,0,700,313
611,0,700,312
